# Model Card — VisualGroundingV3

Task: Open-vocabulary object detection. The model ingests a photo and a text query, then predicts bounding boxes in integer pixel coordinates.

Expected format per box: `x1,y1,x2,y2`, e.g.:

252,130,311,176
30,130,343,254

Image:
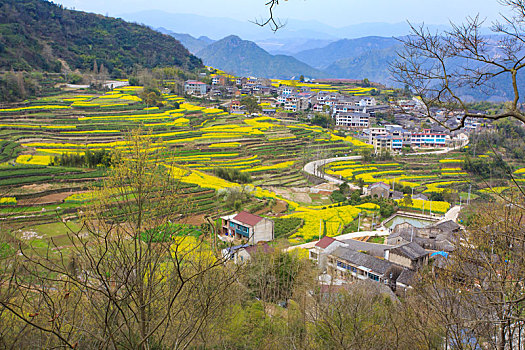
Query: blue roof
431,251,449,258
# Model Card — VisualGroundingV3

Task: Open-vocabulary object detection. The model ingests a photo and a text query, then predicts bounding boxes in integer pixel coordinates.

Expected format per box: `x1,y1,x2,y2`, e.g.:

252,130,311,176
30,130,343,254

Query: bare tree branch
391,3,525,130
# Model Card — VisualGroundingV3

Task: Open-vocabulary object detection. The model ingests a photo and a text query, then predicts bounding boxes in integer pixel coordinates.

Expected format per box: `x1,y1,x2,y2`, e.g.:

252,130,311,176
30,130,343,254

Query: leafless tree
254,0,286,32
411,199,525,349
391,0,525,130
309,281,443,349
0,131,235,349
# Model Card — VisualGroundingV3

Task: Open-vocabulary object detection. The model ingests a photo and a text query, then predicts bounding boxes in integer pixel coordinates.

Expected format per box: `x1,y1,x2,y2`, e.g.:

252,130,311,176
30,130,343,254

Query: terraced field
4,84,519,249
0,86,374,246
322,151,525,212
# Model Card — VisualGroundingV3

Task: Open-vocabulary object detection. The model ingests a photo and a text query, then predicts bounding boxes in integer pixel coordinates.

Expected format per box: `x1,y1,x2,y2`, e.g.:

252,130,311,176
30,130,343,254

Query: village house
395,269,416,295
222,242,273,264
184,80,208,95
372,134,403,153
262,108,277,116
367,127,388,144
278,85,294,96
365,182,404,200
308,236,346,269
284,94,298,111
327,247,401,289
358,97,377,107
212,75,227,86
412,193,429,201
410,129,450,148
365,182,391,198
384,242,429,270
236,77,248,86
333,104,367,115
311,236,429,293
387,220,461,252
221,211,274,244
229,100,242,113
335,112,370,129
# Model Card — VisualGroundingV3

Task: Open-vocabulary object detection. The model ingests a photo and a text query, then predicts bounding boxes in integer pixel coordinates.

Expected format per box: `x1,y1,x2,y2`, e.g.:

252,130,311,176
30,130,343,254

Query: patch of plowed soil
20,183,53,192
272,200,288,215
17,192,80,206
183,214,206,226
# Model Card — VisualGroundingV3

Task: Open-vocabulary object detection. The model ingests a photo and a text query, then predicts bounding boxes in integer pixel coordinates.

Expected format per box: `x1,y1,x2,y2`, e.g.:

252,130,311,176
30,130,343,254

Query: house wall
395,282,412,297
327,256,382,283
387,253,413,269
253,218,274,243
371,187,389,198
312,241,346,270
386,236,405,246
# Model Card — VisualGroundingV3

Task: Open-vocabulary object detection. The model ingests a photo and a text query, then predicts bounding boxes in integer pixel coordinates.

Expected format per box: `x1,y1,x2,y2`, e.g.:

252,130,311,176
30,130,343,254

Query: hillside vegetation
0,0,202,76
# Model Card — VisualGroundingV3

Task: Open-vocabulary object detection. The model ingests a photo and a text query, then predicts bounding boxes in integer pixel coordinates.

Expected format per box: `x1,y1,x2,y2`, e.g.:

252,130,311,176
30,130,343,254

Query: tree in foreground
391,0,525,129
0,131,234,349
412,197,525,349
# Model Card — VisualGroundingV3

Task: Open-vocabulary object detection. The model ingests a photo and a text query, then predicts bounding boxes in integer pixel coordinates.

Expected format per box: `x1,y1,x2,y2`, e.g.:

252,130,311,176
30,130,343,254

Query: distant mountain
196,35,327,79
120,10,488,42
0,0,202,75
119,10,338,41
157,28,213,54
198,36,215,45
294,36,516,101
328,22,452,40
323,46,400,85
294,37,401,70
256,38,335,55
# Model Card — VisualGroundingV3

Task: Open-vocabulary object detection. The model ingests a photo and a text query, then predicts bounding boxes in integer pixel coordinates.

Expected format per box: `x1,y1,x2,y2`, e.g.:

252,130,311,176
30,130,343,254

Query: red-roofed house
184,80,209,95
309,236,345,269
221,211,274,244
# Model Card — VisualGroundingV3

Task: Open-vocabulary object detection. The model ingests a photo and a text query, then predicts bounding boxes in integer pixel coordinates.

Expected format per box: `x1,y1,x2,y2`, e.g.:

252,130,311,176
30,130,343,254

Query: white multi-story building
358,97,377,107
367,127,388,144
335,112,370,129
284,94,298,111
410,129,450,147
332,104,367,115
184,80,208,95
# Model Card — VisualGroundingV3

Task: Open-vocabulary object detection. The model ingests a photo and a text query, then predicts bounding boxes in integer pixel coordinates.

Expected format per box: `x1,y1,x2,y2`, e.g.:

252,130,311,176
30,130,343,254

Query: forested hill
197,35,327,79
0,0,203,76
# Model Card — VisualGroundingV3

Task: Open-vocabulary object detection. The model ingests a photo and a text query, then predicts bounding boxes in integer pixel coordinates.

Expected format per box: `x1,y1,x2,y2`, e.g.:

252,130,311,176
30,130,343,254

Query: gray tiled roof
331,247,393,275
339,239,390,258
396,269,416,286
433,220,460,232
388,242,428,260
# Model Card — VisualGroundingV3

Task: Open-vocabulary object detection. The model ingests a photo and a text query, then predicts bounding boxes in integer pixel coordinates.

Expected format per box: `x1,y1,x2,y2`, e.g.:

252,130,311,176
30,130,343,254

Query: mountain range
157,30,400,84
157,28,214,54
119,10,460,42
1,2,513,101
161,30,514,101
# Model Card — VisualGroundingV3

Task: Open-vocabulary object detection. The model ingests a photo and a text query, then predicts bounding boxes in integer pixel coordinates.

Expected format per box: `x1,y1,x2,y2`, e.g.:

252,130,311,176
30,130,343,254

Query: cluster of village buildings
219,210,461,296
184,75,483,153
186,73,474,296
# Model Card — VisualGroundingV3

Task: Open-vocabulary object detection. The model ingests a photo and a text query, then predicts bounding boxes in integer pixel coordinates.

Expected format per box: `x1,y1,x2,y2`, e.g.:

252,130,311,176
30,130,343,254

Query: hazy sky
53,0,506,26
